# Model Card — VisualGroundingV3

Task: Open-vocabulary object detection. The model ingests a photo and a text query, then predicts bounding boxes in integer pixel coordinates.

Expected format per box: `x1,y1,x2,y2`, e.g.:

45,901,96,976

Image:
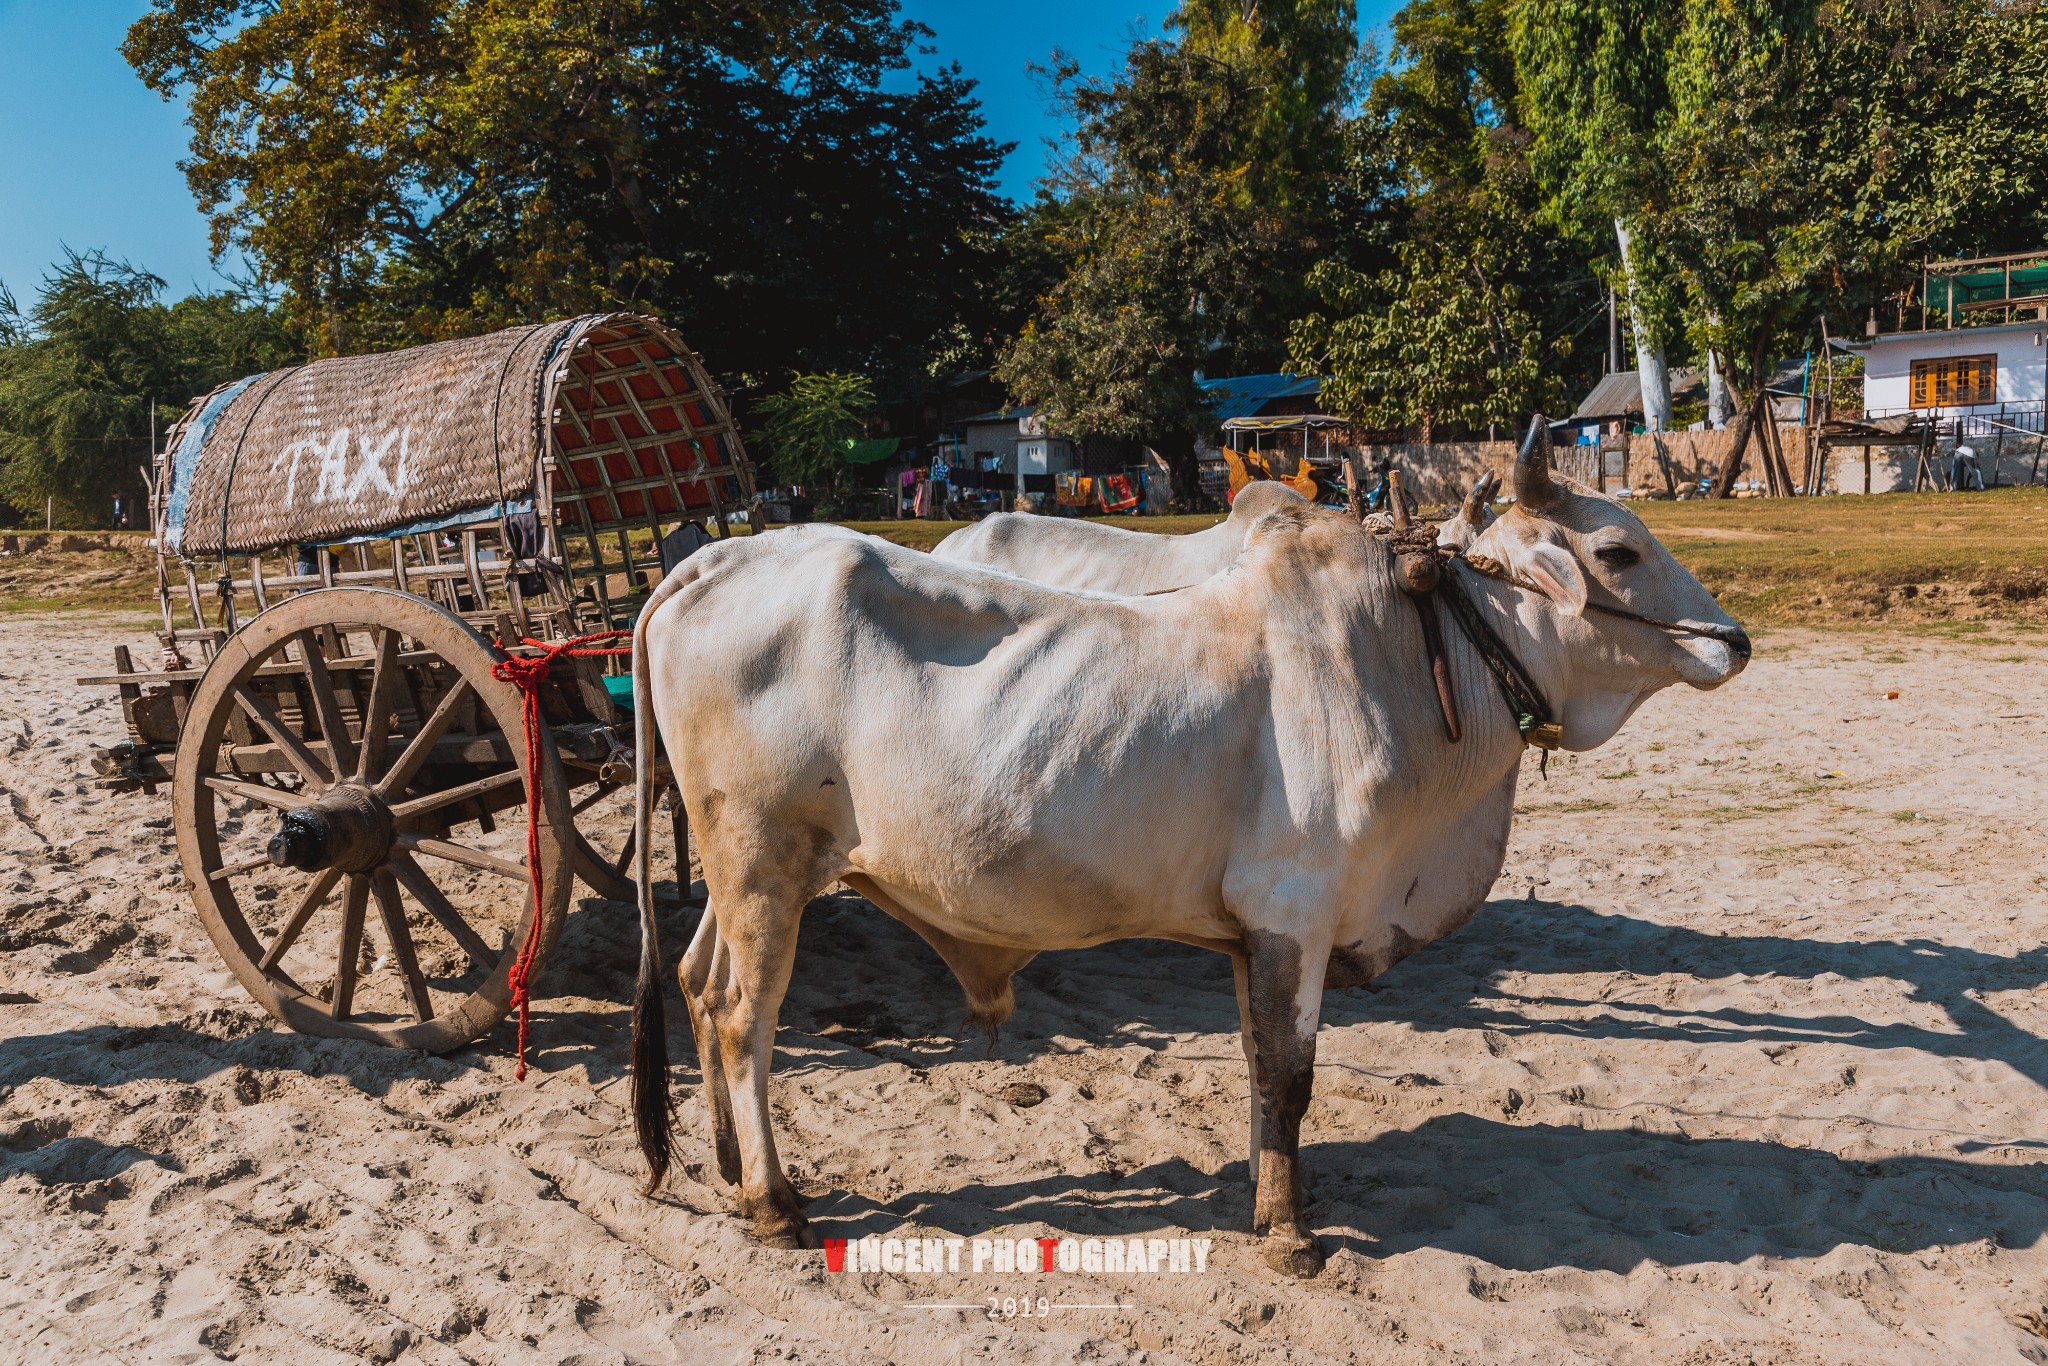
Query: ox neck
1443,560,1574,744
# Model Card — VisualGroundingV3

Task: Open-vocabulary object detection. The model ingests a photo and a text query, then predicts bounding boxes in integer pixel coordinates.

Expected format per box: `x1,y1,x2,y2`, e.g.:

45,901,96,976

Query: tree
1288,0,1593,437
0,251,295,524
1511,0,1690,428
1512,0,2048,406
1290,158,1571,438
124,0,1014,395
753,372,876,491
999,0,1358,506
1646,0,2048,392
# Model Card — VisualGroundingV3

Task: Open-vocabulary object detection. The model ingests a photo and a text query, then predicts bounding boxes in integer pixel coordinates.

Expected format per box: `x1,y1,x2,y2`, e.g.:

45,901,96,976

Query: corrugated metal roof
1572,368,1708,419
1198,373,1321,422
1574,370,1646,419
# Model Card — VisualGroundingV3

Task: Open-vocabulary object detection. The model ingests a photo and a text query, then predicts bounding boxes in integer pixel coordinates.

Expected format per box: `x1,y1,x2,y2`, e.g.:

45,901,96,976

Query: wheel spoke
330,874,368,1019
295,631,358,781
370,869,435,1022
353,627,402,784
390,850,496,971
374,678,475,799
569,781,622,817
260,867,343,971
233,684,334,788
203,773,309,813
397,833,528,882
388,767,524,822
208,852,276,883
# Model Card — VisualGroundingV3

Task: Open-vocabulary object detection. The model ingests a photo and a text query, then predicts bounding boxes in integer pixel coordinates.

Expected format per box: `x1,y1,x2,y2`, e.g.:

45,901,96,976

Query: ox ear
1514,540,1587,616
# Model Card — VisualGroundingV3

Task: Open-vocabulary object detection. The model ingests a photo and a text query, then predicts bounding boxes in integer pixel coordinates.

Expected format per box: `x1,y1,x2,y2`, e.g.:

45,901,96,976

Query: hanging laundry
1099,474,1139,513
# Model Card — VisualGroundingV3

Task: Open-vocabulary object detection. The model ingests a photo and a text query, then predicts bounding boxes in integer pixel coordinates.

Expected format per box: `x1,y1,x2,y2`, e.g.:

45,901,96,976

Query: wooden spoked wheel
571,809,640,902
567,780,696,904
173,588,575,1051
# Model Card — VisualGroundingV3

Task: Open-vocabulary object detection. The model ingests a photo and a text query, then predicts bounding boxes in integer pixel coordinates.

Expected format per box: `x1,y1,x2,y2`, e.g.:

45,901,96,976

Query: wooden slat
387,767,525,819
329,874,367,1018
232,684,333,787
202,773,307,812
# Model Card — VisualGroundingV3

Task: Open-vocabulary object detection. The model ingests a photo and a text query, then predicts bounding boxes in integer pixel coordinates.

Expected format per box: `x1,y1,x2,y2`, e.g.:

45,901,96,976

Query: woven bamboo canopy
161,313,752,557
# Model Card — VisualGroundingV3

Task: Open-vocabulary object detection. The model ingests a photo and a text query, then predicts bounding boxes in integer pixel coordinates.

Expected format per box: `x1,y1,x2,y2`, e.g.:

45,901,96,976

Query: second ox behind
624,432,1748,1276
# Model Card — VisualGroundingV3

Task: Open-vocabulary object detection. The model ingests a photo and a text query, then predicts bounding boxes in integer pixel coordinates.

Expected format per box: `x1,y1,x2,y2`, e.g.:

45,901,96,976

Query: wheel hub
267,784,395,873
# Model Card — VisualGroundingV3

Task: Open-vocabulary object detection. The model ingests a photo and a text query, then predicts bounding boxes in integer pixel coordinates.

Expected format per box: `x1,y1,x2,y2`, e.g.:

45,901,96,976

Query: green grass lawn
835,490,2048,628
7,491,2046,630
1626,487,2048,627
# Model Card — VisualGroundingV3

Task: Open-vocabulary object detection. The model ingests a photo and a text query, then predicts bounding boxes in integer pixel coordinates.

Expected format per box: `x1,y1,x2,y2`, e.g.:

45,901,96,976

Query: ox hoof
751,1209,818,1250
1262,1232,1325,1279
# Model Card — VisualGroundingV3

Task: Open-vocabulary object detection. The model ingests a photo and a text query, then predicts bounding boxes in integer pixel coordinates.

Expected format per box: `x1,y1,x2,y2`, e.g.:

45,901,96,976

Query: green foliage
123,0,1013,393
1647,0,2048,383
755,373,877,489
0,252,294,524
1291,167,1571,436
1288,0,1591,434
1512,0,2048,390
1001,185,1285,447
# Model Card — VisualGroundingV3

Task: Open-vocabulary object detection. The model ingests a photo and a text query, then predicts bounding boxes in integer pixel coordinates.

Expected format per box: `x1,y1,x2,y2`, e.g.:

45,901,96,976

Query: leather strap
1434,559,1564,750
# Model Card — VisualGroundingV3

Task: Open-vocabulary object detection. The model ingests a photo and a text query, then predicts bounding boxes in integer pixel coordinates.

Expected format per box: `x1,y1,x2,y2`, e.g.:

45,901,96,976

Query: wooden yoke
1387,471,1461,743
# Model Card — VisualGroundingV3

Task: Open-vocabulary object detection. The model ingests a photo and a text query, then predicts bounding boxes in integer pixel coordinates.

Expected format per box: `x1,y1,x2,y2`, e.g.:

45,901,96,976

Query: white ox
935,471,1502,592
932,478,1310,593
625,436,1749,1276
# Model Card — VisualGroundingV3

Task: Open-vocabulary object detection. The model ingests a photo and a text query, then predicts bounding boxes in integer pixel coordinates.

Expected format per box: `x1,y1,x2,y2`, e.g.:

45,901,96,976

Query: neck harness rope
1378,531,1732,761
1432,557,1564,751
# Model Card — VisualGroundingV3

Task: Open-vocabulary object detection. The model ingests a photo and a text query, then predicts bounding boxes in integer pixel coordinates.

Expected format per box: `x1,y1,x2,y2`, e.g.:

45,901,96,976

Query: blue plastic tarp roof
1197,373,1321,422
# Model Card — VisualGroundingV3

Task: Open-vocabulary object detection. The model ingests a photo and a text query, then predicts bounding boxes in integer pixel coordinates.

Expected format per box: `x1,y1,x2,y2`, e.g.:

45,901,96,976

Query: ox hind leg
679,877,814,1248
1240,931,1330,1278
678,908,742,1186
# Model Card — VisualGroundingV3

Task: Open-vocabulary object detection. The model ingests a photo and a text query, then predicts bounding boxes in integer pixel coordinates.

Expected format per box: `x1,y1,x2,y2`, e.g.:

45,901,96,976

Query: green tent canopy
1922,256,2048,313
844,437,901,465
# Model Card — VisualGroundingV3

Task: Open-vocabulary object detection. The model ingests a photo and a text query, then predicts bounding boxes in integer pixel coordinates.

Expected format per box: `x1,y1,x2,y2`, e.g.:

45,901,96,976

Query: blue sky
0,1,1396,305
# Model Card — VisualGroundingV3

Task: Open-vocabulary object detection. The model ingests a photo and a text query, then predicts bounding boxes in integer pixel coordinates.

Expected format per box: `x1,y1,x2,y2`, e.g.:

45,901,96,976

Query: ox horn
1461,470,1499,522
1513,415,1557,510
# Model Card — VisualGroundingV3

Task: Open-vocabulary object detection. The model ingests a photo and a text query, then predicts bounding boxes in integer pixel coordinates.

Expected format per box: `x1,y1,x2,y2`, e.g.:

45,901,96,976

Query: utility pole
1608,285,1619,374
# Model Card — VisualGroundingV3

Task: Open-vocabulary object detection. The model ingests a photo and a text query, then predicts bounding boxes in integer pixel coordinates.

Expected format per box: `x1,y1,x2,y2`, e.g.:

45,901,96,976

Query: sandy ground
2,614,2048,1364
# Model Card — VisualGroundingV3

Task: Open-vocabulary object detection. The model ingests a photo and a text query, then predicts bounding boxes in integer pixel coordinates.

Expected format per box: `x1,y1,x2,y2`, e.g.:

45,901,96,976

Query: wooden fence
1345,426,1828,504
1251,422,2045,506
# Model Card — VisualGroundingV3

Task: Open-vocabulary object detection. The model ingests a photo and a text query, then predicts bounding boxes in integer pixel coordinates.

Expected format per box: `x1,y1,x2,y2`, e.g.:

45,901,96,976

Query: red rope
489,628,634,1078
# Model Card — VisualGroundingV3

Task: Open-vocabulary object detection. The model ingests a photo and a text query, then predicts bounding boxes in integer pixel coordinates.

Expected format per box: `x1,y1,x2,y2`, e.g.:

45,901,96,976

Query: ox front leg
1230,954,1262,1171
1243,932,1328,1278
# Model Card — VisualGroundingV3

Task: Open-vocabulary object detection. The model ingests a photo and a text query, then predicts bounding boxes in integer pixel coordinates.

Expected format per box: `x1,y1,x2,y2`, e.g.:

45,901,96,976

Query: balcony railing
1865,401,2046,438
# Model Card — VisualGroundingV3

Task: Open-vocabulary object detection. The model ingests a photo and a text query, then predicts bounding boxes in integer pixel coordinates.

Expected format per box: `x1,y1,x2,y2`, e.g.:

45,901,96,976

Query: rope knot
487,628,636,1082
490,651,553,691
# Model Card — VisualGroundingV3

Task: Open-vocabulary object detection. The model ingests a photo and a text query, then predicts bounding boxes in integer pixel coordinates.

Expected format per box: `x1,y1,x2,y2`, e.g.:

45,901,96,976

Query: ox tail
629,571,676,1196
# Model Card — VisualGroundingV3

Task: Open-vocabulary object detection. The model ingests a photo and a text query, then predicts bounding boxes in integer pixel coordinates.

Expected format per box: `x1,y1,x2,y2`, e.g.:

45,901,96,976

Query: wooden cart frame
80,314,753,1051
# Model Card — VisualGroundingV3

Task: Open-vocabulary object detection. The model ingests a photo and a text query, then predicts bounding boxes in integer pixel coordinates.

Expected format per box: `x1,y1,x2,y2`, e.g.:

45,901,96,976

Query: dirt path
2,615,2046,1364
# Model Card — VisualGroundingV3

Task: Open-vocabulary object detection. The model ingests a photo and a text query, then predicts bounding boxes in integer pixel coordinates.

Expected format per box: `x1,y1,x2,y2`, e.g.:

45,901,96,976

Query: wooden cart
80,314,753,1051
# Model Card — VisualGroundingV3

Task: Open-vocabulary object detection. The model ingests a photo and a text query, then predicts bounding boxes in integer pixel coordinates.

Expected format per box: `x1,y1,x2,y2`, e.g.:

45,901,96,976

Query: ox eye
1594,545,1640,569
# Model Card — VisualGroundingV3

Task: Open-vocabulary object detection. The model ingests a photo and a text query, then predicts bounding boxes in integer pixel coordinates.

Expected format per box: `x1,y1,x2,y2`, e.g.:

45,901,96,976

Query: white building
1856,320,2048,421
947,407,1076,491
